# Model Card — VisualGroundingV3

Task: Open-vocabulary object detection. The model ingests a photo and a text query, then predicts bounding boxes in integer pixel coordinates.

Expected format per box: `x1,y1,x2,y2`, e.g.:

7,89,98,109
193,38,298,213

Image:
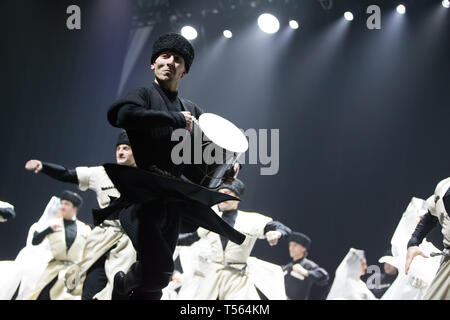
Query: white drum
182,113,248,189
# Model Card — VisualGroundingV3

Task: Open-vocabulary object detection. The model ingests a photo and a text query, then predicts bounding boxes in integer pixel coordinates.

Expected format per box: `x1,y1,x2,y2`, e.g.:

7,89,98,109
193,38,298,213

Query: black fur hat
61,190,83,208
116,129,130,147
289,232,311,249
151,33,195,73
220,179,246,198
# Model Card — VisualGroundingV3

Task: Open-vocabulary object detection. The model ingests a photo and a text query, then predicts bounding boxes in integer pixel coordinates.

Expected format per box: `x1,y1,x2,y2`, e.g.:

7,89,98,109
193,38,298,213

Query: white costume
0,197,59,300
379,197,441,300
176,207,287,300
64,166,136,300
420,178,450,299
326,248,376,300
28,213,91,300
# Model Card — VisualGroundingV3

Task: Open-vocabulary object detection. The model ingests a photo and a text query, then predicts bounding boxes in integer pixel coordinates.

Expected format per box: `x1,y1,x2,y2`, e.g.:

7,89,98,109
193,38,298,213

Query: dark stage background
0,0,449,299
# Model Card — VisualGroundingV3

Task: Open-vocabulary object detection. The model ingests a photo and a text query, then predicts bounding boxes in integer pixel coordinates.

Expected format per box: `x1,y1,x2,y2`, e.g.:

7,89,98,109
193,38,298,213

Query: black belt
148,165,178,178
430,248,450,257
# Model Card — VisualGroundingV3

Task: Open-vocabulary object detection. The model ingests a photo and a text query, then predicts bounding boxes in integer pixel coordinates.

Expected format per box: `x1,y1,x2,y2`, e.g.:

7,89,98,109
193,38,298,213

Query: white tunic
177,207,286,300
65,165,136,300
379,197,441,300
421,177,450,300
76,166,120,209
28,217,91,300
0,197,58,300
426,177,450,248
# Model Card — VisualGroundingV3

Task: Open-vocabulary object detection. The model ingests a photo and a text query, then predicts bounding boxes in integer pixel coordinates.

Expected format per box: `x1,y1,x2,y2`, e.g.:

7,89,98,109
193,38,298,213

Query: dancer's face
218,188,240,211
383,262,398,275
116,144,136,167
289,241,307,260
59,200,77,220
151,50,186,87
360,258,368,276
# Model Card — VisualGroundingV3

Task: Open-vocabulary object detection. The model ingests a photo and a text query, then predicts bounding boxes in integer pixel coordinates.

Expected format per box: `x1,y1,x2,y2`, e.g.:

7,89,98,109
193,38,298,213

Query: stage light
223,30,233,38
289,20,299,29
344,11,354,21
257,13,280,34
181,26,198,40
396,4,406,14
442,0,450,8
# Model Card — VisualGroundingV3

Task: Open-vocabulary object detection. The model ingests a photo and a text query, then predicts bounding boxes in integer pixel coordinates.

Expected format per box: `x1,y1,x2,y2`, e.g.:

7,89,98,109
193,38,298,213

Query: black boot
129,288,163,300
111,262,142,300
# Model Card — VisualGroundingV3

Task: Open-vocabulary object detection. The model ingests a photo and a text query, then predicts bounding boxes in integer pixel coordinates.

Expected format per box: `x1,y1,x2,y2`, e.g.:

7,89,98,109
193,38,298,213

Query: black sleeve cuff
0,208,15,220
264,220,292,238
309,268,330,286
32,226,54,245
170,111,187,129
406,211,438,249
41,162,78,184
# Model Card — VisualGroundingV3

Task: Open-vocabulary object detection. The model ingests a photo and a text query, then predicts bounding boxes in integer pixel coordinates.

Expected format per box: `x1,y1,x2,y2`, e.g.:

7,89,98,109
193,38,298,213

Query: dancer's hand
405,246,428,275
266,230,282,246
51,224,62,231
222,163,240,185
293,263,309,278
25,159,43,173
181,111,193,132
172,271,183,284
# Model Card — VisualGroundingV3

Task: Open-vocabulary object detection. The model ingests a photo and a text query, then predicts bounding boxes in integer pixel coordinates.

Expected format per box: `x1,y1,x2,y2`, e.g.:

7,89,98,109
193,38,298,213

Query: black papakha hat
289,232,311,249
151,33,195,73
116,129,130,147
220,179,246,198
61,190,83,208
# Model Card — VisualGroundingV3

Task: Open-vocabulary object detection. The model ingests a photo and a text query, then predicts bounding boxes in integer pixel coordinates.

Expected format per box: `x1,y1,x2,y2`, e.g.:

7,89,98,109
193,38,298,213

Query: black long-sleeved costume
282,257,329,300
40,162,78,184
0,207,15,220
32,219,77,250
32,227,53,245
407,211,439,248
104,82,246,299
108,83,197,177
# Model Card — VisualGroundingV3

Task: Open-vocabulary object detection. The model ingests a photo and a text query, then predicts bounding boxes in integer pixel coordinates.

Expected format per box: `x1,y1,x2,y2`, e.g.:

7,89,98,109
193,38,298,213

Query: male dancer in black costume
105,33,244,299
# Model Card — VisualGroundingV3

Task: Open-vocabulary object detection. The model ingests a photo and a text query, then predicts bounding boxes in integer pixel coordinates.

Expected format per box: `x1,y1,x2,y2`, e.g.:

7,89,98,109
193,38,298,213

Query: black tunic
282,257,329,300
108,82,200,177
105,82,245,244
104,82,245,297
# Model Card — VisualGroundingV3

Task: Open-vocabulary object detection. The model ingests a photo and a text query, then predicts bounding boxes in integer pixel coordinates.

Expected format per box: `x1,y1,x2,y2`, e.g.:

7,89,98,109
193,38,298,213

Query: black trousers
36,276,58,300
81,252,109,300
118,200,181,297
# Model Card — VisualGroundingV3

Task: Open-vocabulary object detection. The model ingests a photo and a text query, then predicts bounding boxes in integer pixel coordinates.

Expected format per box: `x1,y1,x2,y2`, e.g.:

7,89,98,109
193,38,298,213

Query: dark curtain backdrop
0,0,449,299
0,0,132,254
